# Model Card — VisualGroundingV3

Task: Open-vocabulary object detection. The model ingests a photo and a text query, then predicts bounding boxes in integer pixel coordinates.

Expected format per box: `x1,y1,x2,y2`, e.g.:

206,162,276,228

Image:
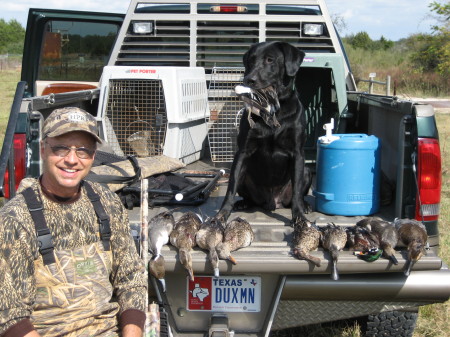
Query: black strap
22,187,56,265
84,182,112,251
127,155,142,185
22,183,113,265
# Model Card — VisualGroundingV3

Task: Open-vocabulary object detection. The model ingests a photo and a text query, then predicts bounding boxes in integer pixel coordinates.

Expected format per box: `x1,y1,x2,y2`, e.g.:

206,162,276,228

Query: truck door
21,8,124,97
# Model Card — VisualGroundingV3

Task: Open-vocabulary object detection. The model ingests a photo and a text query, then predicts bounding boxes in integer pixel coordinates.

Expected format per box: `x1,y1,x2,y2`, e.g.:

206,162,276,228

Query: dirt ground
417,99,450,112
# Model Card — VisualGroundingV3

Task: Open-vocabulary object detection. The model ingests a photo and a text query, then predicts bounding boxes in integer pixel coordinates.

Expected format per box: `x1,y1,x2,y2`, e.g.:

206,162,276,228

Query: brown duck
357,217,398,265
235,85,280,129
170,211,202,281
394,218,428,276
321,223,347,281
148,210,175,292
196,216,224,277
346,225,379,252
216,217,254,265
149,255,166,291
292,219,322,267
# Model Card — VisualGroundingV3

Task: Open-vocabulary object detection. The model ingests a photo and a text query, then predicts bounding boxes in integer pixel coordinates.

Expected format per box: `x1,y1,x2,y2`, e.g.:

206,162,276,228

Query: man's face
40,131,96,197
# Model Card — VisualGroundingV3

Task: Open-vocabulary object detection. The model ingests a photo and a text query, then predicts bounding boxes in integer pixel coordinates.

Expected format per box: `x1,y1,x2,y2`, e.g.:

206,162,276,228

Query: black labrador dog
216,41,311,224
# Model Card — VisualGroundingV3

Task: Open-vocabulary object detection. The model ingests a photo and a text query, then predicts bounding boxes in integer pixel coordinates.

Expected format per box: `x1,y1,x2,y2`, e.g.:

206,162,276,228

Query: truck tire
361,310,418,337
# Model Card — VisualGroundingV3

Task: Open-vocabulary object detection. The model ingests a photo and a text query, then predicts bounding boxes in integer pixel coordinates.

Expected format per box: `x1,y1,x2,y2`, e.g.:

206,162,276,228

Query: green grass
0,68,21,141
270,320,362,337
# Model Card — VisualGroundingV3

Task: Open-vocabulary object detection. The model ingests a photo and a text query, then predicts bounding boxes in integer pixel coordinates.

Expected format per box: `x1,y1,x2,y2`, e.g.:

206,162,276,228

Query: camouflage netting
88,155,185,192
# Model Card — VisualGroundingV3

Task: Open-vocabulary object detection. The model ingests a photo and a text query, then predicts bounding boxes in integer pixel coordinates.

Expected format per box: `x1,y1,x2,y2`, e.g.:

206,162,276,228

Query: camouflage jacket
0,179,147,335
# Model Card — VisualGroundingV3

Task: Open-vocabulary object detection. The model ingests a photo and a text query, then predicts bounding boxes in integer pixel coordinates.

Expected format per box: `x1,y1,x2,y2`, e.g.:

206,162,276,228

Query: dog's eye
265,56,274,64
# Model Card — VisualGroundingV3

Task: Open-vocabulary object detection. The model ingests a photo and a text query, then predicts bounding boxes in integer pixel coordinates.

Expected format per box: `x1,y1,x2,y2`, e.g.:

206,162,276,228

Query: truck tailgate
129,181,446,275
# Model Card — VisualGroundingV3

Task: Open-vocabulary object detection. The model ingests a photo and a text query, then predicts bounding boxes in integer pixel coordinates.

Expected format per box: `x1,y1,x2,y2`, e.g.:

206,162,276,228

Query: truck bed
127,160,444,277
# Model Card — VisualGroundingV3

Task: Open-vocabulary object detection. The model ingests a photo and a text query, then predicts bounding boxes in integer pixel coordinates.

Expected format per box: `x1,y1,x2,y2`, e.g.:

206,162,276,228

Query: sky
1,0,439,41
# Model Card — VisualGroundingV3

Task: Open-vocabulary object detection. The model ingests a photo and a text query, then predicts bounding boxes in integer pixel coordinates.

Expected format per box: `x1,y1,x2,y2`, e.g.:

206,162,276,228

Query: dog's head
242,41,305,93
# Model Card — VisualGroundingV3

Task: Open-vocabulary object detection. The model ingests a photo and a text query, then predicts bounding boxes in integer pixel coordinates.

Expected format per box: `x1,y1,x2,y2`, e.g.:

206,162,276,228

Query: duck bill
159,278,167,293
228,255,237,265
331,261,339,281
404,259,413,277
389,254,399,265
188,268,195,282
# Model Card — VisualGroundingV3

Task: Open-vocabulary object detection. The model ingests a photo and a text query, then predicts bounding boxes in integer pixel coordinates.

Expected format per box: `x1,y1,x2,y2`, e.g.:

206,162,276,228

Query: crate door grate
105,79,168,157
207,67,245,163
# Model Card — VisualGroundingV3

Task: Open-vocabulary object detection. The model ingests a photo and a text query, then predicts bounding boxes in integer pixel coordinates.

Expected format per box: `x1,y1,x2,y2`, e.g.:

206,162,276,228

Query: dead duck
149,255,166,291
357,217,398,265
216,217,254,265
321,223,347,281
148,210,175,291
170,211,202,281
346,225,379,252
235,85,281,129
196,216,224,277
292,219,322,267
148,210,175,256
347,225,383,262
394,218,428,276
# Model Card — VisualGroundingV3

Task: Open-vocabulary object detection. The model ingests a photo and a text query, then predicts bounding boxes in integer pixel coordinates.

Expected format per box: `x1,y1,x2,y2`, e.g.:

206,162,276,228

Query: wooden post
386,75,391,96
369,73,376,94
140,178,151,336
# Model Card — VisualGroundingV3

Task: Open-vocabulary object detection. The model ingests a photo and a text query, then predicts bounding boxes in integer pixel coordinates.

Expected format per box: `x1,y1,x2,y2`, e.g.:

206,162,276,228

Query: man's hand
122,323,143,337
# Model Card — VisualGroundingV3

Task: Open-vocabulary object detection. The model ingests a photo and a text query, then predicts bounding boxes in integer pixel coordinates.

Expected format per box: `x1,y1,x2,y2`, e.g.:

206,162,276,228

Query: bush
342,38,449,97
0,19,25,54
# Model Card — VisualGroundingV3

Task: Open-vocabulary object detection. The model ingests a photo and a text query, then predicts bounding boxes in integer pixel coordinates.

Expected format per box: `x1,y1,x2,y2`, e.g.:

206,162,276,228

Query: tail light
3,134,27,199
415,138,442,221
41,83,97,95
210,5,247,13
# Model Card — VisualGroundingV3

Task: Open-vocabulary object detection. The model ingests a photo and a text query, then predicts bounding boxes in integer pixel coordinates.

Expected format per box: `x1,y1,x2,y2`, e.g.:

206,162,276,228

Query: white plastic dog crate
97,66,210,164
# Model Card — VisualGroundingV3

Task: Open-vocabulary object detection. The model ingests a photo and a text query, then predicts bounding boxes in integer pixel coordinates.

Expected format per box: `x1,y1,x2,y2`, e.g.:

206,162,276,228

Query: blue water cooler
313,129,381,216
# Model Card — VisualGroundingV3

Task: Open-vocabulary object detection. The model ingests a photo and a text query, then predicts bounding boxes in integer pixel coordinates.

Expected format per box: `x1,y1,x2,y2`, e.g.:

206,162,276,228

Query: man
0,107,147,337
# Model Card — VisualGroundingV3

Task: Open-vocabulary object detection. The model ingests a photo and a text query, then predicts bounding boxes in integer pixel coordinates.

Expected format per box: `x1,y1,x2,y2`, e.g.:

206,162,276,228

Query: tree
349,31,373,50
376,36,394,51
0,19,25,54
430,1,450,75
331,13,347,35
429,1,450,24
410,1,450,75
346,32,394,51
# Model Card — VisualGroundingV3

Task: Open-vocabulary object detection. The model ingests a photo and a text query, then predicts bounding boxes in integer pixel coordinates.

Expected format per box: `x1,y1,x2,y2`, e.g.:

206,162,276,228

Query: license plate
187,275,261,312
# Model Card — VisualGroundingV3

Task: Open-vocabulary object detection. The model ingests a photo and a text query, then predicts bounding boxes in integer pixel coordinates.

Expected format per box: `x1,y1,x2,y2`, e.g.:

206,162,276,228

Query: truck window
38,20,120,82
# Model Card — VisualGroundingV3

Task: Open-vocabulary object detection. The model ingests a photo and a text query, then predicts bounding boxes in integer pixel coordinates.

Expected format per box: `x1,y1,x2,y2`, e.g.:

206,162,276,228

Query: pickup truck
1,1,449,336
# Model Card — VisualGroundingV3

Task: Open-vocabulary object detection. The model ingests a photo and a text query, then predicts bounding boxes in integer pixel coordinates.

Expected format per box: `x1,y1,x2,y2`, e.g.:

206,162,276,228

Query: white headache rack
107,0,355,90
97,66,210,164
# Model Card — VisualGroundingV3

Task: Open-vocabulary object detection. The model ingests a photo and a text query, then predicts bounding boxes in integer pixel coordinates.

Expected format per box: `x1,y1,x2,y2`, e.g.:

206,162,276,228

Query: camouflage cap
43,107,102,143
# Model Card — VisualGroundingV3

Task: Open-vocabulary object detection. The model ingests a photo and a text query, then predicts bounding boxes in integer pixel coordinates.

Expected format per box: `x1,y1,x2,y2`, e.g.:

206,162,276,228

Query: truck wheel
361,310,418,337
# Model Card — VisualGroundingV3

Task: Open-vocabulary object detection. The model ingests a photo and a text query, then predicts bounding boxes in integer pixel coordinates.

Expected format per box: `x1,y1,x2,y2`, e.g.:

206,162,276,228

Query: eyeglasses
46,142,95,159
